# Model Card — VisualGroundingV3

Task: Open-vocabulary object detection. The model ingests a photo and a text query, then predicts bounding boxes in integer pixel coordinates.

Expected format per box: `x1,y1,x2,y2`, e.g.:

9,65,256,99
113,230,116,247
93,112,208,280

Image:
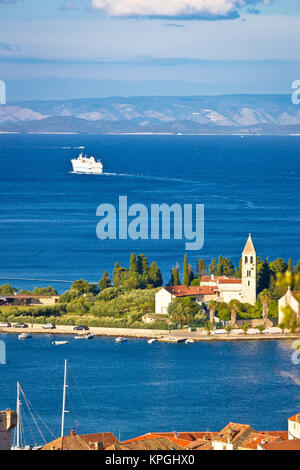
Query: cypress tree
171,266,180,285
182,253,189,286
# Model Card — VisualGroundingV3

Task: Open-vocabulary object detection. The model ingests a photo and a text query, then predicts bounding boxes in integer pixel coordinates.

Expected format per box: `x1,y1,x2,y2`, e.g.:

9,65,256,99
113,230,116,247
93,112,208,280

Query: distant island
0,94,299,135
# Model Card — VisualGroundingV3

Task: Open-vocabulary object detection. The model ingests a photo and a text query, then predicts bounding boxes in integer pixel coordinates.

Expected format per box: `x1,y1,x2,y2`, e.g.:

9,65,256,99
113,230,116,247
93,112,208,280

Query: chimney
70,430,76,436
211,274,214,280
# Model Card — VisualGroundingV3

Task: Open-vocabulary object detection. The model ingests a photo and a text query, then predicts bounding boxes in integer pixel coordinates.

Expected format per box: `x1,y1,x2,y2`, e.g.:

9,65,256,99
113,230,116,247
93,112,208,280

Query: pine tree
182,253,189,286
216,256,223,276
296,260,300,273
197,259,206,278
209,258,217,275
148,262,163,287
99,271,112,291
188,264,195,284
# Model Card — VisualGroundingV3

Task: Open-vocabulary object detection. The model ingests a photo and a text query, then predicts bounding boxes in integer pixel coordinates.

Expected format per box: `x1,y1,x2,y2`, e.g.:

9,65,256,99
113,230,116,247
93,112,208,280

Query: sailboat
11,382,55,450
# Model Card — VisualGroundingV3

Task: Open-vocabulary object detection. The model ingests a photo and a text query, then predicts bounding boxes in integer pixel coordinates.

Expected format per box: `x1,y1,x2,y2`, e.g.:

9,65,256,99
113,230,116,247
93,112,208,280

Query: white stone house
288,413,300,440
278,287,300,325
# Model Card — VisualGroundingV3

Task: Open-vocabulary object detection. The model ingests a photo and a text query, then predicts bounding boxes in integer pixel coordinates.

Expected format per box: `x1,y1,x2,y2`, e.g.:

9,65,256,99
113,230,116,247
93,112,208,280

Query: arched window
245,256,248,263
250,256,253,263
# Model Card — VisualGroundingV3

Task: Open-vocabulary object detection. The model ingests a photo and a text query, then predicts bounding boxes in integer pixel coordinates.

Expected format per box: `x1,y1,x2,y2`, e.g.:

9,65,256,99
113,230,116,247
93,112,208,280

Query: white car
0,322,11,328
43,323,56,329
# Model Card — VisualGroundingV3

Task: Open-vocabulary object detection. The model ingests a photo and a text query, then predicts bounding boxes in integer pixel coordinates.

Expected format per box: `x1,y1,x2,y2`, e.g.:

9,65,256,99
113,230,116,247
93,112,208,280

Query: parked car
43,323,56,329
13,323,28,328
0,322,11,328
73,325,89,331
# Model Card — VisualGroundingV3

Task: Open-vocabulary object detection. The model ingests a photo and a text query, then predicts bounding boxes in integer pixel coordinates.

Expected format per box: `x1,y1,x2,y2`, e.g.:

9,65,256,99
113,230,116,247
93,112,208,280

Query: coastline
1,324,299,343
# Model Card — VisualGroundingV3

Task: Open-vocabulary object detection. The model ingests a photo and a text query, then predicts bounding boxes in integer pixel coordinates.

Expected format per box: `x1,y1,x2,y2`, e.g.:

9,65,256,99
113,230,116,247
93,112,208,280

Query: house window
245,256,248,263
248,281,250,286
250,256,253,263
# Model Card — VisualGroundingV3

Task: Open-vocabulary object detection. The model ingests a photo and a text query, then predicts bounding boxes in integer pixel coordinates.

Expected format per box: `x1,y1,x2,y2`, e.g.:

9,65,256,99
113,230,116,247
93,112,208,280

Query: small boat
18,333,32,340
115,337,126,343
84,334,94,340
185,339,195,344
74,335,85,339
148,338,157,344
52,340,68,346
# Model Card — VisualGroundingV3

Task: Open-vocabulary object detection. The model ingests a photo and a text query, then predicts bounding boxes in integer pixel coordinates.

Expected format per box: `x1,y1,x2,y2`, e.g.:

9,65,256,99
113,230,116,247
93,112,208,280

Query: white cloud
90,0,273,20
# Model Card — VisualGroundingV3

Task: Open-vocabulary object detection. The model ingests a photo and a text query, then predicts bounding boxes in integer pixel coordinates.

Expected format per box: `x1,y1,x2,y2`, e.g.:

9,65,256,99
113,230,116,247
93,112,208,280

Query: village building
0,294,59,307
155,234,257,314
278,287,300,326
41,430,119,450
288,413,300,440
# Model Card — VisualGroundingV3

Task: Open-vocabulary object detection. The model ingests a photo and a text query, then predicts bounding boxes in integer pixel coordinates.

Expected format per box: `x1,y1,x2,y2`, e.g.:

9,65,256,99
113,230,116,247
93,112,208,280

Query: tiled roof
107,437,185,451
213,423,252,443
291,291,300,303
260,438,300,451
239,432,280,450
288,413,300,423
164,285,217,297
80,432,119,449
186,439,213,450
242,234,256,254
41,434,91,451
122,433,190,447
218,279,242,284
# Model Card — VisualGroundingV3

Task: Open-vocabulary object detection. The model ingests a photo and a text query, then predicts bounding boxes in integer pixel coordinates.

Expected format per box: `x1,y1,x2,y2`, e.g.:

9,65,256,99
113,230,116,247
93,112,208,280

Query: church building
155,234,257,314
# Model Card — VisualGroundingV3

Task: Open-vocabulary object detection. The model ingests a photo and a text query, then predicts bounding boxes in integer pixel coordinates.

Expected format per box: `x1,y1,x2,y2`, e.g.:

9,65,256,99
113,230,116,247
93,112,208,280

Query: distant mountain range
0,95,299,134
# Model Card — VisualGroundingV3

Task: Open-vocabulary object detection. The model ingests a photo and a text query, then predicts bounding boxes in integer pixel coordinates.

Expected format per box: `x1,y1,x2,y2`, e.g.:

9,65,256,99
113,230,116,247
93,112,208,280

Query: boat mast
16,381,21,449
61,359,68,438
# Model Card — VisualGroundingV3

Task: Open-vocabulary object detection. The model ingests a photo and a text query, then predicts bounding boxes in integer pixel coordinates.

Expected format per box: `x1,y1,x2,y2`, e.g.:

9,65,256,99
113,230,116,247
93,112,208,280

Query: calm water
0,134,299,292
0,333,299,445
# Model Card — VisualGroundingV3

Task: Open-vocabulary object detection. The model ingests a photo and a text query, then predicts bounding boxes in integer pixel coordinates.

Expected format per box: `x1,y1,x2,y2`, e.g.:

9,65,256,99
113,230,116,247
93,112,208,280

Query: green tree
136,254,149,278
279,306,298,333
242,322,251,334
296,260,300,273
257,257,271,294
182,253,189,286
129,253,137,274
269,258,288,276
209,258,217,276
170,266,180,286
197,259,206,278
99,271,112,291
148,262,163,288
0,284,17,295
216,256,223,276
188,264,195,284
112,262,128,287
70,279,98,296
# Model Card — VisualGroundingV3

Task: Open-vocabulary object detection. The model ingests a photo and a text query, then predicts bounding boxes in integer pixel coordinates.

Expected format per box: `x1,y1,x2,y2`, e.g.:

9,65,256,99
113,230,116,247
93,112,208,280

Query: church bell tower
241,234,256,305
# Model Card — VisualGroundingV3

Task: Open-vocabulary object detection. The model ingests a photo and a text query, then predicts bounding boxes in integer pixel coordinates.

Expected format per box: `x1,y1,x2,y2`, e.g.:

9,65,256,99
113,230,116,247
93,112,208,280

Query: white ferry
71,152,103,174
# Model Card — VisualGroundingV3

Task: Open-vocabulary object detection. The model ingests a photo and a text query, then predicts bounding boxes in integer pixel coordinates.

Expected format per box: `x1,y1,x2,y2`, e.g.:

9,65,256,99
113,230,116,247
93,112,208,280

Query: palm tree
228,299,239,327
207,300,218,325
259,289,271,324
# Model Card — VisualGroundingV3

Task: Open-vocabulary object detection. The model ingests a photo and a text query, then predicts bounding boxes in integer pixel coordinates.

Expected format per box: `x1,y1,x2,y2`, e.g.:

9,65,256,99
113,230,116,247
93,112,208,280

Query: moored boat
18,333,32,340
115,337,126,343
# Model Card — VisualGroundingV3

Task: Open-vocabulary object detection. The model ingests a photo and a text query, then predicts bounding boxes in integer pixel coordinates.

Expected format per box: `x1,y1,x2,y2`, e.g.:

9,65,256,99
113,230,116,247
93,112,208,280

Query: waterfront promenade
0,323,299,343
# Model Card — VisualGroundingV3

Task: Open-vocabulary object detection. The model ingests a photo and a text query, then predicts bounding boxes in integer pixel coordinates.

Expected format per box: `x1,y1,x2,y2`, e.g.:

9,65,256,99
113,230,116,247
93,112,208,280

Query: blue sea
0,134,299,292
0,134,300,445
0,333,299,445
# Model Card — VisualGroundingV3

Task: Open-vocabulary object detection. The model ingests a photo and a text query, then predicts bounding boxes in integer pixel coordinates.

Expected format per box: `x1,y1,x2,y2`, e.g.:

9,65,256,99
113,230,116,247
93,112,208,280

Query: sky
0,0,299,100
